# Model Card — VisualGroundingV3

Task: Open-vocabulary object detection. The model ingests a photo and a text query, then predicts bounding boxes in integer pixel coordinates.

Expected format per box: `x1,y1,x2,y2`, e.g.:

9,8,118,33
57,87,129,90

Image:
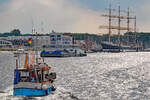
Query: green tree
10,29,21,36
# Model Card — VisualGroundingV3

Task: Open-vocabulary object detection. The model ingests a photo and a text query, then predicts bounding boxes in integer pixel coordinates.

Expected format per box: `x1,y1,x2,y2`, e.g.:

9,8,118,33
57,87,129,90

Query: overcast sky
0,0,149,34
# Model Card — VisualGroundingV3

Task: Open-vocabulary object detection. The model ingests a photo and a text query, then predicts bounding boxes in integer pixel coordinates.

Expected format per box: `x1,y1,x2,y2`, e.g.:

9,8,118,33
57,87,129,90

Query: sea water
0,51,150,100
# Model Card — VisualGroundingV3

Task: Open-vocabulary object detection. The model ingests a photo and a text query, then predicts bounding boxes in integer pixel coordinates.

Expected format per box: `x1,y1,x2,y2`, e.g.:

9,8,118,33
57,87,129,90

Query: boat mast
32,18,35,35
41,21,44,34
126,7,130,45
134,16,137,48
100,3,137,50
16,59,18,69
108,4,112,42
34,31,40,83
117,6,121,47
35,32,38,64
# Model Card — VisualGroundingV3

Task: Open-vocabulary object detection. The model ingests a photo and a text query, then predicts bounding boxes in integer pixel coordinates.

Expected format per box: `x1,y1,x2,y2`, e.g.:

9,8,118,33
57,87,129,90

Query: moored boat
40,50,63,57
101,41,121,52
101,41,142,52
40,48,87,57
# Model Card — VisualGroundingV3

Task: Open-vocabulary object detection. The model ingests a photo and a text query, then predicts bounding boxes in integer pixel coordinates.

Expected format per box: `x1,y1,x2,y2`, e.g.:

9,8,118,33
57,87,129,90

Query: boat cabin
14,67,56,85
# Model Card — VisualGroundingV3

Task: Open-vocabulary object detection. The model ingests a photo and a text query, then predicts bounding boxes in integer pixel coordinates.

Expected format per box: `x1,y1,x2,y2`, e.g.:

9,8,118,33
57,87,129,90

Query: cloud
135,0,150,32
0,0,105,34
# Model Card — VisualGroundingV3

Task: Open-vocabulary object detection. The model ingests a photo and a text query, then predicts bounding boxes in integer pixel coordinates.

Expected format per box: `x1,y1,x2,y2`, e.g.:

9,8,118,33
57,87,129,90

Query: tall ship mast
100,4,140,52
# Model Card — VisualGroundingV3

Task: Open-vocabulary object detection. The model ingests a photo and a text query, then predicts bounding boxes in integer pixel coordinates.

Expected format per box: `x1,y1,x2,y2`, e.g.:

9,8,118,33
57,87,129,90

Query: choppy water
0,51,150,100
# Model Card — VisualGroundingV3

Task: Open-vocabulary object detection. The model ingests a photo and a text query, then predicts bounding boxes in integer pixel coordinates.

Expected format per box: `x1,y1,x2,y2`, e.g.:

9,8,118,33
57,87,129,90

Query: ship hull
101,42,141,52
101,42,120,52
13,88,55,97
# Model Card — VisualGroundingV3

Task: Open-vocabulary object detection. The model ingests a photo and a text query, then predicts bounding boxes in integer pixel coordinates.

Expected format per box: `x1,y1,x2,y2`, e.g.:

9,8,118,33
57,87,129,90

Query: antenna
31,18,35,34
35,32,38,64
41,21,44,34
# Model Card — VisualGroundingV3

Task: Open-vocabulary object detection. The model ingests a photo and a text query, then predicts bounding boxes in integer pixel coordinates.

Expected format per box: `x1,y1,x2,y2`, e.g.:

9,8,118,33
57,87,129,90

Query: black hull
101,42,141,52
101,42,120,52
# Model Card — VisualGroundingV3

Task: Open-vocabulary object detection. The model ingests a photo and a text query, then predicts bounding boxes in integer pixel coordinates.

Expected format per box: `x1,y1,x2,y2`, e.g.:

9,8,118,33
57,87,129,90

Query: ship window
57,35,61,37
19,71,30,82
21,71,29,76
50,35,55,37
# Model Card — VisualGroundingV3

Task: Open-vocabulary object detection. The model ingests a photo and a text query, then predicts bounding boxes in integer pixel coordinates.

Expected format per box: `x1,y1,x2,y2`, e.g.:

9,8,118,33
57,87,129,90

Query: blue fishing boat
13,51,56,97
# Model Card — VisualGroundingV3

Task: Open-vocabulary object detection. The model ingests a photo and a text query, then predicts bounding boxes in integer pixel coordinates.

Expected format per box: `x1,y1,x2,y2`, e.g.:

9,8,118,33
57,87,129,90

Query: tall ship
100,4,142,52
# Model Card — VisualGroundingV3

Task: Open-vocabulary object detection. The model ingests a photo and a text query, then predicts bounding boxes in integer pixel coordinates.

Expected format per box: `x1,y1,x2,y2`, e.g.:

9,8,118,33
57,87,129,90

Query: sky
0,0,149,34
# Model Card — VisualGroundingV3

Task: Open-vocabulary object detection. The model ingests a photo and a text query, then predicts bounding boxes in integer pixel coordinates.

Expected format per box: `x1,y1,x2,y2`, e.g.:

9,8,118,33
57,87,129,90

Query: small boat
13,51,56,97
40,50,64,57
70,48,87,57
40,48,87,57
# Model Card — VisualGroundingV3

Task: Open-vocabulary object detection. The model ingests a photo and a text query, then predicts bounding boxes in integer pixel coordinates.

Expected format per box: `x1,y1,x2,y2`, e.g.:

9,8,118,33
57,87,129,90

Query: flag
28,38,32,44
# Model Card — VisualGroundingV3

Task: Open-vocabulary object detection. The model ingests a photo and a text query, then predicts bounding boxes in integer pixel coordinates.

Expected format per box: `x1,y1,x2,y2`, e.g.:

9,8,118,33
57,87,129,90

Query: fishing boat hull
14,87,55,97
13,69,56,97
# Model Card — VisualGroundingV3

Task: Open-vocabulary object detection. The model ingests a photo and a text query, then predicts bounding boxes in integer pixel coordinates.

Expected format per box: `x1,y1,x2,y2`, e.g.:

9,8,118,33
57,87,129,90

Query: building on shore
0,32,73,49
48,33,73,49
0,35,50,49
0,39,13,48
0,32,102,52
